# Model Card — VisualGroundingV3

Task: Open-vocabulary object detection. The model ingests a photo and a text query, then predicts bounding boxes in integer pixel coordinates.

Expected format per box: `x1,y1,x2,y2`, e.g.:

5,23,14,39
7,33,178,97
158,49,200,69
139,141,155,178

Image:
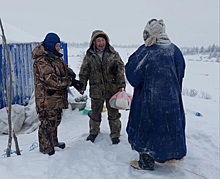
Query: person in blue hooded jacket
125,19,187,170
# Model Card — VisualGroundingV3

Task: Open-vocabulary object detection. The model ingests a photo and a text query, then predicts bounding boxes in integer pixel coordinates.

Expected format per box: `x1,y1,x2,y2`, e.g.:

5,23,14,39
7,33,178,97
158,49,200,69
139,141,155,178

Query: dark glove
109,63,118,75
68,71,76,80
72,79,83,92
47,89,56,96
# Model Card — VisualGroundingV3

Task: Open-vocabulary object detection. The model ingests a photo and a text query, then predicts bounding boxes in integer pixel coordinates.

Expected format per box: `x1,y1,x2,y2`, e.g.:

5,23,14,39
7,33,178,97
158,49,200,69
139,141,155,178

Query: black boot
86,134,98,142
112,137,120,144
138,153,155,170
54,142,65,149
48,148,55,156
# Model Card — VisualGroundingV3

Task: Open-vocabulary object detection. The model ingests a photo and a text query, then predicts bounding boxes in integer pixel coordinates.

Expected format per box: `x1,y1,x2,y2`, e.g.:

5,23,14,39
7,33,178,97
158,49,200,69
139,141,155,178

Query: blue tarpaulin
0,42,68,109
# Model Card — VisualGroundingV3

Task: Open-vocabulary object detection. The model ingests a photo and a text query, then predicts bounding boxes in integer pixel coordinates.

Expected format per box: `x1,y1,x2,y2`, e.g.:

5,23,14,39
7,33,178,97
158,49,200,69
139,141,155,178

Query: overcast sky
0,0,219,47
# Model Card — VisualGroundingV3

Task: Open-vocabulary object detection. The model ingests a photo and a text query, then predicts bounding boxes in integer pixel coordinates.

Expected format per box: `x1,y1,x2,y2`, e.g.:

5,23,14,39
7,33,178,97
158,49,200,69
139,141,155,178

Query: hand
68,71,76,80
119,88,125,92
80,90,84,95
47,89,56,96
71,79,83,92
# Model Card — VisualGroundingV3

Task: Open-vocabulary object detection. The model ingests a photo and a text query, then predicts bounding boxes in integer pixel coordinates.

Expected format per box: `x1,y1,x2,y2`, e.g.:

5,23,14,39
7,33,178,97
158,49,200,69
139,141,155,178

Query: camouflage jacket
32,43,74,112
79,45,126,99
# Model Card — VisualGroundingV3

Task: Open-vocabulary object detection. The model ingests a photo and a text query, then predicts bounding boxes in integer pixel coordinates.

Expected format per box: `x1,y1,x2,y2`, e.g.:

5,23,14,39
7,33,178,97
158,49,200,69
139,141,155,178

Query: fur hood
89,30,110,48
32,42,48,60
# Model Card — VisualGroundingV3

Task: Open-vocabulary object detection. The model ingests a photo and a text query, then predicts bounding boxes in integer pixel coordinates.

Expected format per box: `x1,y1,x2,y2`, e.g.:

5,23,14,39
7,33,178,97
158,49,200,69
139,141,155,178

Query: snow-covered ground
0,47,219,179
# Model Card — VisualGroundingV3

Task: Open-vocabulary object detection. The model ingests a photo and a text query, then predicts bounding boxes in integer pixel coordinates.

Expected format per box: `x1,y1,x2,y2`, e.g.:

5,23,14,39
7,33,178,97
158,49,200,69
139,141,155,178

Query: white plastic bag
109,90,132,110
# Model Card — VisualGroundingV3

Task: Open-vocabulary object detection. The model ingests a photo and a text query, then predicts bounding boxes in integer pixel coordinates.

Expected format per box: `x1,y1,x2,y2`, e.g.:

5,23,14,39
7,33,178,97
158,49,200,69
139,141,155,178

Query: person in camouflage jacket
32,32,83,155
79,30,126,144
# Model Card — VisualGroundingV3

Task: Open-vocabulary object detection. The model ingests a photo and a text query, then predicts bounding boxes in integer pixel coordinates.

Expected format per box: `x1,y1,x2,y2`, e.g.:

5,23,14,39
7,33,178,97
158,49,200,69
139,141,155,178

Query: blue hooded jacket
125,43,186,161
43,33,63,57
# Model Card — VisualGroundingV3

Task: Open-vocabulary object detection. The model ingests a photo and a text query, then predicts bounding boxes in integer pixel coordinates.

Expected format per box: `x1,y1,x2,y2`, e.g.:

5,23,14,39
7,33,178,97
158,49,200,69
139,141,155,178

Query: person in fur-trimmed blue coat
125,19,187,170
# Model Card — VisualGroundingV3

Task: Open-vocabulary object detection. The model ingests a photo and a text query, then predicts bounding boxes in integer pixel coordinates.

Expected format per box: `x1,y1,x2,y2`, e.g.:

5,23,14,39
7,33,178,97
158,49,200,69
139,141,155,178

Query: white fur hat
144,19,166,36
144,19,170,47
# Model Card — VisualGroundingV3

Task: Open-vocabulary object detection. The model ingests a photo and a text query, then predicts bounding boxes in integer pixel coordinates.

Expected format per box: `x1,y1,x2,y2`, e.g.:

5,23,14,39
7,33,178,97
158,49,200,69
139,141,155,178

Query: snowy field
0,47,219,179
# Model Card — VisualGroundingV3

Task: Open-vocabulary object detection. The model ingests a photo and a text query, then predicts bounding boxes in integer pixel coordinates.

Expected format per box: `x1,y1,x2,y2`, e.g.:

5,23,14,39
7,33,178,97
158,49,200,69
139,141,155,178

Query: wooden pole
0,18,21,156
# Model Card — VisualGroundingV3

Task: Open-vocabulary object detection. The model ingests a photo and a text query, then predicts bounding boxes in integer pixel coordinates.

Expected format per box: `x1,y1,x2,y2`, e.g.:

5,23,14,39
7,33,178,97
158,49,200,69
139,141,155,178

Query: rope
1,142,38,157
29,142,38,151
2,149,23,157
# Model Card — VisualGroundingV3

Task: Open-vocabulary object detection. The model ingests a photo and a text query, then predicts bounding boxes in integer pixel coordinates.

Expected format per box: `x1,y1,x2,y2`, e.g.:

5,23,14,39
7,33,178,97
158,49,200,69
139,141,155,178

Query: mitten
47,89,56,96
68,71,76,80
72,79,83,92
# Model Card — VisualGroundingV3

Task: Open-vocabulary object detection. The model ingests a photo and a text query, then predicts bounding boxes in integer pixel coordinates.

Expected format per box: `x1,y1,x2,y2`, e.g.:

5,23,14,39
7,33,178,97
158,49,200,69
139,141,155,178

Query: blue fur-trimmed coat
125,43,187,161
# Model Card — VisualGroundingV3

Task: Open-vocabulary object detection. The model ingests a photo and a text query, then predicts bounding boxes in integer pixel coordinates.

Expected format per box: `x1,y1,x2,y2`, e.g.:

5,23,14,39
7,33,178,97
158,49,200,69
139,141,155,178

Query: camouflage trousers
38,109,62,154
88,98,121,138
